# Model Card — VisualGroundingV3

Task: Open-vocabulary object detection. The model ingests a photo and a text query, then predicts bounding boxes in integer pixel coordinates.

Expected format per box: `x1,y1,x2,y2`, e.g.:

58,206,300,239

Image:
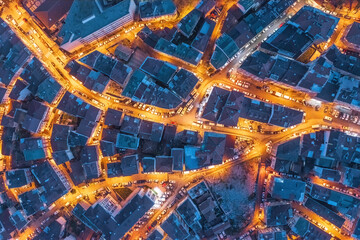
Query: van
323,116,333,123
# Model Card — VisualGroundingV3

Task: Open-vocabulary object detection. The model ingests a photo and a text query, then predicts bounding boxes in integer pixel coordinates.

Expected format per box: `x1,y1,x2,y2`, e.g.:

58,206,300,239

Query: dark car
151,221,157,228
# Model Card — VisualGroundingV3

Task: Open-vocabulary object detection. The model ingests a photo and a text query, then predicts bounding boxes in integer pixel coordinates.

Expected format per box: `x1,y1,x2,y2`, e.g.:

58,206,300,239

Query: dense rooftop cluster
138,0,216,66
2,0,360,239
210,0,296,69
239,6,360,114
261,129,360,239
201,86,304,128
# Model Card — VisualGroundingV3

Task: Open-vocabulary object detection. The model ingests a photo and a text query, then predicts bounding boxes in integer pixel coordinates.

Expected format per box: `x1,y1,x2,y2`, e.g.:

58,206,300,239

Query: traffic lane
292,202,350,240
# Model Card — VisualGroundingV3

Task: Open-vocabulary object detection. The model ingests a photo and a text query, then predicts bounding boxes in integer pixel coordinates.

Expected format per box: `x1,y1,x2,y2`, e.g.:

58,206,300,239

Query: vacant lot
207,159,259,233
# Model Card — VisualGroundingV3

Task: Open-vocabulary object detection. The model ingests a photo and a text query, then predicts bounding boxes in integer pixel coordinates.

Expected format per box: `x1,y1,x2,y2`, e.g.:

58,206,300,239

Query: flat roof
60,0,132,45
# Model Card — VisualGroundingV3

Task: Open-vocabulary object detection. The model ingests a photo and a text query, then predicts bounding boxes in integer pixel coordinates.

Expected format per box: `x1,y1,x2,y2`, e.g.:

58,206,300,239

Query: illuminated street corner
0,0,360,239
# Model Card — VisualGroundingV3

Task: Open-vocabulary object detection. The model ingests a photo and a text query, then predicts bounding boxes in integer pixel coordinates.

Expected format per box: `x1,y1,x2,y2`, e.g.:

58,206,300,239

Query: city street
1,0,360,239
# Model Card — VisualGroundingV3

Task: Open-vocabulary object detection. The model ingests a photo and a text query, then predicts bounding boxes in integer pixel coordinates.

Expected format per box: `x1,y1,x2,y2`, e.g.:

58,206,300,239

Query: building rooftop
80,145,99,164
116,133,140,150
270,105,304,128
261,23,313,59
139,120,164,143
313,166,341,182
20,58,50,95
335,75,360,109
341,167,360,188
202,132,227,165
139,0,176,20
115,44,133,62
187,181,231,234
196,0,216,14
113,190,155,237
155,38,203,66
52,150,74,165
122,70,148,98
33,0,74,29
102,128,120,143
304,197,345,228
83,161,101,180
175,130,200,146
68,131,89,147
155,156,173,173
120,115,142,135
18,189,46,216
110,61,133,87
218,91,245,126
202,87,230,122
203,87,303,127
161,213,190,240
20,137,46,161
176,198,202,230
237,0,258,13
239,98,282,126
121,154,139,176
147,230,164,240
291,6,339,43
0,19,31,86
77,201,120,239
310,184,360,219
1,127,15,156
22,100,49,133
141,138,159,155
104,108,123,127
79,51,133,87
107,162,122,178
257,229,287,240
142,157,155,173
353,218,360,239
222,4,243,34
76,119,98,138
58,92,101,119
344,21,360,49
140,57,177,85
59,0,134,49
0,87,7,104
0,209,16,239
169,69,199,100
184,146,208,170
239,50,272,78
31,161,70,204
171,148,184,171
10,210,27,230
100,140,115,157
265,202,293,226
210,46,229,69
228,20,255,49
291,216,332,240
68,61,110,94
36,77,62,104
33,218,64,240
298,57,332,92
241,51,309,86
122,70,183,109
5,169,31,189
211,0,296,69
82,51,116,76
300,131,338,162
215,33,240,60
270,177,306,202
276,137,301,161
177,9,203,38
191,18,215,53
325,45,360,78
